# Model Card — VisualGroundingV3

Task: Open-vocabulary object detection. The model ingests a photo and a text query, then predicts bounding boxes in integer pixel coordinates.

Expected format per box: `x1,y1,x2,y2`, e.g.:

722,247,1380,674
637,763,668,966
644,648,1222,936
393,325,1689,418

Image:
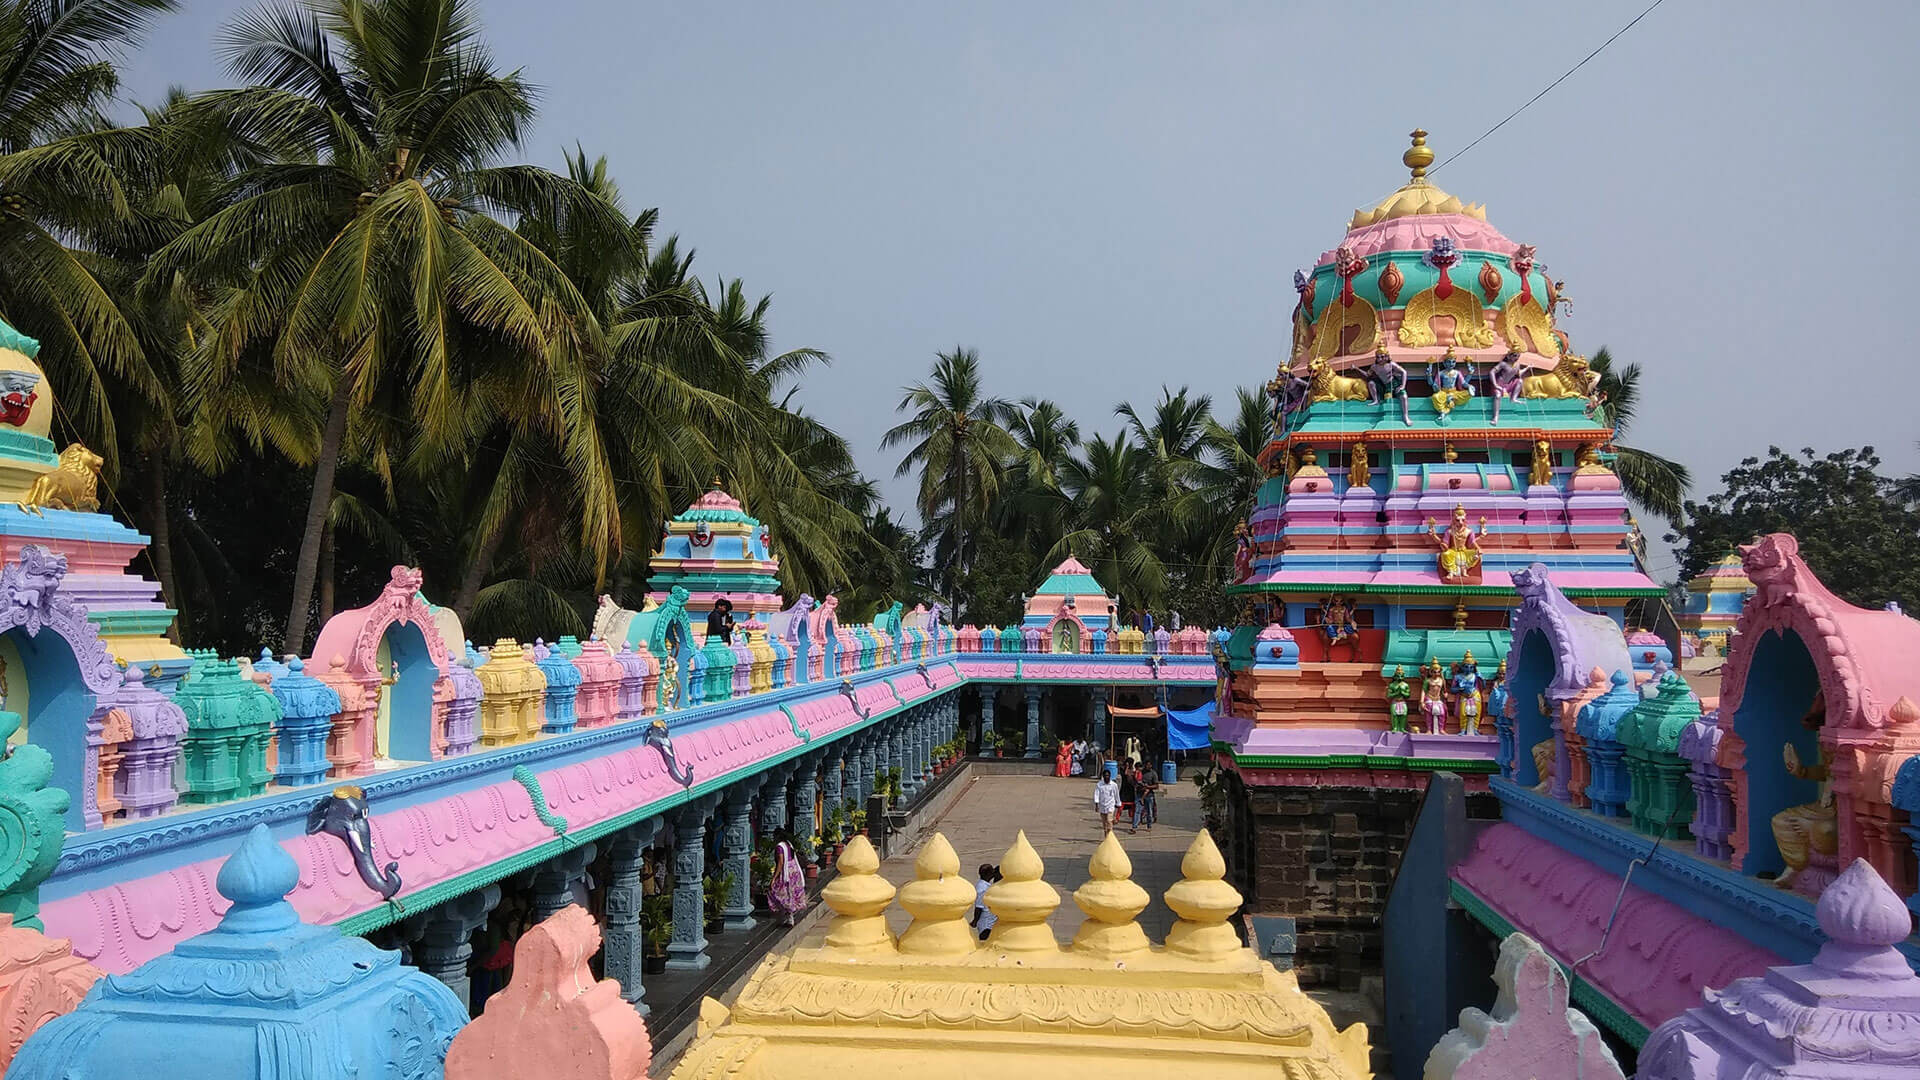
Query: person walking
768,840,807,926
1136,763,1159,830
1093,772,1120,835
970,864,1000,941
1118,760,1139,834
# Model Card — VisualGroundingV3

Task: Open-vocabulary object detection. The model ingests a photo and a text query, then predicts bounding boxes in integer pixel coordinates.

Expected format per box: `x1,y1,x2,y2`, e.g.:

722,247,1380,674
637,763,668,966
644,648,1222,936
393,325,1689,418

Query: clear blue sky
118,1,1920,583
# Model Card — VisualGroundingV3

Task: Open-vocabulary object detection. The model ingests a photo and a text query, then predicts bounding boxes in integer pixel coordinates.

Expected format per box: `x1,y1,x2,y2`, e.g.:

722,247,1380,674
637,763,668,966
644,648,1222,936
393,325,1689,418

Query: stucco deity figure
1321,594,1359,661
1773,690,1838,891
1426,504,1486,582
1348,442,1370,490
1366,346,1412,426
1529,439,1554,488
1232,521,1254,583
1420,659,1450,735
1450,652,1484,736
1487,350,1524,424
1574,443,1613,476
1385,665,1413,733
1427,348,1474,420
1486,658,1509,725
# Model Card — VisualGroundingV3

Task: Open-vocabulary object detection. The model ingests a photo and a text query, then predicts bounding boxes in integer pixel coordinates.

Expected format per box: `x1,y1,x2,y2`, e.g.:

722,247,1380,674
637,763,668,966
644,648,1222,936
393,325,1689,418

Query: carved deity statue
1427,347,1474,420
1574,443,1613,476
1773,690,1838,891
1450,651,1484,736
1320,595,1359,661
1426,504,1486,582
1487,659,1509,726
1420,659,1450,735
1532,694,1557,791
1232,521,1254,583
1529,439,1554,488
1367,346,1413,426
1348,442,1370,489
1385,665,1413,734
1487,350,1524,423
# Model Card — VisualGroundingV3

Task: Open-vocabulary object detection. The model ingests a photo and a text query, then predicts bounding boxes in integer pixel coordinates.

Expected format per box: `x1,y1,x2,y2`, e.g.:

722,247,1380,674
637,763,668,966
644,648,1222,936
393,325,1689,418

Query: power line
1430,0,1670,176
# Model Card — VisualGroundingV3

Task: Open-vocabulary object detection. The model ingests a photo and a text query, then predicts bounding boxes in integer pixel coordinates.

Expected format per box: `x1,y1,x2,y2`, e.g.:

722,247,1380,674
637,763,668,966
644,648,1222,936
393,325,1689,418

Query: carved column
601,819,658,1016
791,752,822,869
405,884,501,1016
720,781,759,931
821,742,845,825
970,687,985,749
527,843,598,923
667,800,716,970
1024,685,1043,759
760,763,793,840
899,709,922,799
1092,685,1110,750
857,732,878,802
889,719,911,801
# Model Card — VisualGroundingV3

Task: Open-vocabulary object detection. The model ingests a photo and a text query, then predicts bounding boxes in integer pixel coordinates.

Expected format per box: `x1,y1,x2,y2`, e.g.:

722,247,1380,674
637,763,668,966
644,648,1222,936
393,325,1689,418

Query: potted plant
750,837,776,911
703,870,736,934
981,730,1001,758
1003,730,1026,758
798,833,821,882
641,893,673,974
849,807,867,836
822,805,845,860
886,767,904,807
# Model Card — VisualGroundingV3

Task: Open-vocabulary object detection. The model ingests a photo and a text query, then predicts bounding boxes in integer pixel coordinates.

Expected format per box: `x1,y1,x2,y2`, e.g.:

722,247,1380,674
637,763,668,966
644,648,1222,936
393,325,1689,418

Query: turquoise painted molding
778,703,810,743
88,610,180,637
511,765,568,838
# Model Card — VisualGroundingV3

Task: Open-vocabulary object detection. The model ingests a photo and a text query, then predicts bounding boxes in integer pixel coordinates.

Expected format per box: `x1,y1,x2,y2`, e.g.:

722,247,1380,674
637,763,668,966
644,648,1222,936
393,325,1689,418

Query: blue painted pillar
405,884,500,1015
602,818,659,1015
720,781,759,931
667,801,714,970
791,751,823,869
1092,684,1110,751
1024,685,1043,759
894,716,918,800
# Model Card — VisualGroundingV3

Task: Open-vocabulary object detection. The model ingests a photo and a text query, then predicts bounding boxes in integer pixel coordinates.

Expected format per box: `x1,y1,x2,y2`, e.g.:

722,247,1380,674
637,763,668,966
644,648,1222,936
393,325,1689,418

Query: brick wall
1229,778,1497,989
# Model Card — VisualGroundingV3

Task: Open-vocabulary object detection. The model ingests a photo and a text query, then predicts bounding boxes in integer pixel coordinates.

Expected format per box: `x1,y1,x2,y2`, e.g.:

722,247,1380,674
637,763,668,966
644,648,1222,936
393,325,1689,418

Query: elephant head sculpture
307,785,401,900
645,719,693,788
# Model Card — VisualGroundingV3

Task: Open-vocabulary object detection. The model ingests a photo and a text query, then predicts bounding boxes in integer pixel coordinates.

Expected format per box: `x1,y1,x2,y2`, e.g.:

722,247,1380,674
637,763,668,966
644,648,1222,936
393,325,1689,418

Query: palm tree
881,347,1018,612
1049,432,1181,609
1589,347,1690,527
998,397,1078,559
150,0,628,653
0,0,176,467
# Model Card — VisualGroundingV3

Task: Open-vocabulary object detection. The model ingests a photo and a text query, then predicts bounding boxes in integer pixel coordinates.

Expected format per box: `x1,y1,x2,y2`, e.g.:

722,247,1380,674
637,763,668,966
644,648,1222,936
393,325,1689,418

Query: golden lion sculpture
1521,353,1599,400
1306,357,1375,403
18,443,103,515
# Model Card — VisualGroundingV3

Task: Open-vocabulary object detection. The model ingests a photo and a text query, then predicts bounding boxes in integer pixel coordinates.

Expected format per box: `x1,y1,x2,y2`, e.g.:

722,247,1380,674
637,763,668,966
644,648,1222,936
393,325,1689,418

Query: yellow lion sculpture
18,443,103,515
1306,357,1375,403
1521,353,1599,400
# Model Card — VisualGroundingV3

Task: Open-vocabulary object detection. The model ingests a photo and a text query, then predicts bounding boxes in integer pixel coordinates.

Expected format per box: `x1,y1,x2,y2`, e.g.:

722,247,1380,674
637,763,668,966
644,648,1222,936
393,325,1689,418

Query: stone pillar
822,743,845,826
791,752,822,869
667,800,716,970
720,781,760,931
850,734,872,802
890,720,913,801
406,884,501,1016
601,819,659,1016
760,764,793,840
1092,685,1110,751
1024,685,1042,759
528,843,598,923
970,688,986,749
904,707,926,793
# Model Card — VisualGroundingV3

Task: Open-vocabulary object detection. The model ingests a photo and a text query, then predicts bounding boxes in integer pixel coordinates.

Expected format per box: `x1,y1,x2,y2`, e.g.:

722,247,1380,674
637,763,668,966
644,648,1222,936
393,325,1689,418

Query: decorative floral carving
0,547,118,693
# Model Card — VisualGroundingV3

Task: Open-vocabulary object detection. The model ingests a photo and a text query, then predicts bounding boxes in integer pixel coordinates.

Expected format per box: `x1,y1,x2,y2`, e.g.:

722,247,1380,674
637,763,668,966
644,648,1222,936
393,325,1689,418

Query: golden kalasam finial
1404,129,1434,181
708,474,723,491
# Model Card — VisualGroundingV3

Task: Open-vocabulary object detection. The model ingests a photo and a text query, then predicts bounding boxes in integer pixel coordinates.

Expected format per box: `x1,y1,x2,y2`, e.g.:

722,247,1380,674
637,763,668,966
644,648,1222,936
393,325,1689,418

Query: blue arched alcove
1509,630,1556,787
1731,628,1822,878
383,621,442,762
16,625,100,832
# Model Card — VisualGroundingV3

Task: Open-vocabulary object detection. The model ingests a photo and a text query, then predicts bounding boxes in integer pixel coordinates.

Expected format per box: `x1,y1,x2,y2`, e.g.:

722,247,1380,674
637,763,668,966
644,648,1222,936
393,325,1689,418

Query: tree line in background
2,0,884,656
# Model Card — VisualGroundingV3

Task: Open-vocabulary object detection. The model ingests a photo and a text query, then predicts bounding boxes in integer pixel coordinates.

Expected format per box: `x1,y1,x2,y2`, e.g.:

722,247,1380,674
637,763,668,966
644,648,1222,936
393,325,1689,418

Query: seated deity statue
1427,349,1474,418
1531,738,1556,793
1426,504,1485,582
1772,691,1839,892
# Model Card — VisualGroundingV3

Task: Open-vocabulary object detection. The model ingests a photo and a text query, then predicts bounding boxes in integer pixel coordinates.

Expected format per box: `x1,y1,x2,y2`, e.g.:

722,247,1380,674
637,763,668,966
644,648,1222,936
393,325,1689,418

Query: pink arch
309,566,455,760
1043,612,1089,653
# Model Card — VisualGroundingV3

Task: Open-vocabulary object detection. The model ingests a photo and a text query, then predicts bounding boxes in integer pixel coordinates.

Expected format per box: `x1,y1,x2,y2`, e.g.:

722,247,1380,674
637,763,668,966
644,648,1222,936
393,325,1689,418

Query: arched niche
309,566,451,765
1508,630,1557,788
1727,628,1823,878
1047,614,1085,654
0,546,124,831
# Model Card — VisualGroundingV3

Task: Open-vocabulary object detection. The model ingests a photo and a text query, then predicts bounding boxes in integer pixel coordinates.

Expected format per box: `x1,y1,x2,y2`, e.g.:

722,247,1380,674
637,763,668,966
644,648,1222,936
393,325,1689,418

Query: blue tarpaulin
1166,704,1214,752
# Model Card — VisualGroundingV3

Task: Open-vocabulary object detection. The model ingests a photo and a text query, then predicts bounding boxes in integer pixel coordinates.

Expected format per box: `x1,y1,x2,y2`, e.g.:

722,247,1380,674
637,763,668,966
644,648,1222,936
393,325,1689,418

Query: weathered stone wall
1230,778,1497,988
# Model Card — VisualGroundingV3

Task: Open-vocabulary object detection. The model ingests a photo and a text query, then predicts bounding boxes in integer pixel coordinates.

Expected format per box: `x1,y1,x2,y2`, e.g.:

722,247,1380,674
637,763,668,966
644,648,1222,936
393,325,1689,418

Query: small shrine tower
646,479,784,622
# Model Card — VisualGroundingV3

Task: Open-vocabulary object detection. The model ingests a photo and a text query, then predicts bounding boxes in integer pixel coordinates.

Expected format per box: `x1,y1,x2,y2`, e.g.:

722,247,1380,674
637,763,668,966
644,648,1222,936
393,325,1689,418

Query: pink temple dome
691,487,743,512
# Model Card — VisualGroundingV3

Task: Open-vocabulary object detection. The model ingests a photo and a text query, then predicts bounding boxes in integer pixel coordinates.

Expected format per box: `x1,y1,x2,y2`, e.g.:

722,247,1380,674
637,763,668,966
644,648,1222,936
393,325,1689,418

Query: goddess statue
1232,521,1254,583
1529,439,1554,488
1348,442,1370,489
1772,690,1838,891
1425,504,1486,582
1427,348,1474,420
1420,659,1449,735
1450,652,1484,736
1385,664,1413,733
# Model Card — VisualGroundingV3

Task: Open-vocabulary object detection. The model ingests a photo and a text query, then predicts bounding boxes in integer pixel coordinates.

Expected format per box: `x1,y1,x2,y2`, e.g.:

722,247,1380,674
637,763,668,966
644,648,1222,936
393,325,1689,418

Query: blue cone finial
215,825,300,931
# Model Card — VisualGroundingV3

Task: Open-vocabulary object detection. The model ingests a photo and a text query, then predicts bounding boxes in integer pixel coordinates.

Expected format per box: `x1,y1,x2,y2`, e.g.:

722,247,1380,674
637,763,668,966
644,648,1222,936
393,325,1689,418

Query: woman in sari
768,840,807,926
1054,740,1072,777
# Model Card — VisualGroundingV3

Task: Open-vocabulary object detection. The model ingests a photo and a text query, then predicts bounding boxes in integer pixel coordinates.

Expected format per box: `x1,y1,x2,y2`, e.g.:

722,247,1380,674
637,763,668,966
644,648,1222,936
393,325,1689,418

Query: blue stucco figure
11,824,467,1080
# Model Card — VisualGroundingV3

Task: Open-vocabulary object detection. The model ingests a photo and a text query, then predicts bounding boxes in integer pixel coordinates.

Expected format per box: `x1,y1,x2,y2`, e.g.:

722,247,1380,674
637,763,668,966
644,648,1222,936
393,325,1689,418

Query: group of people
1092,758,1160,835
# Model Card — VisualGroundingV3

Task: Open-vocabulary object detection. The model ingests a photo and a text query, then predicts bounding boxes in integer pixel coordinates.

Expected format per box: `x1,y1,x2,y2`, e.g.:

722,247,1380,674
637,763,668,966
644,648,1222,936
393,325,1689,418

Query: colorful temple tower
646,479,784,622
1021,556,1116,651
1213,131,1665,986
1675,551,1753,654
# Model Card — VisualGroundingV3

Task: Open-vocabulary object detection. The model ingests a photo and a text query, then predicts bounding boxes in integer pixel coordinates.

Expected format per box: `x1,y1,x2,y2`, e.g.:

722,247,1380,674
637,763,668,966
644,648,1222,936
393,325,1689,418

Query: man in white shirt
1093,775,1120,834
970,863,1000,941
